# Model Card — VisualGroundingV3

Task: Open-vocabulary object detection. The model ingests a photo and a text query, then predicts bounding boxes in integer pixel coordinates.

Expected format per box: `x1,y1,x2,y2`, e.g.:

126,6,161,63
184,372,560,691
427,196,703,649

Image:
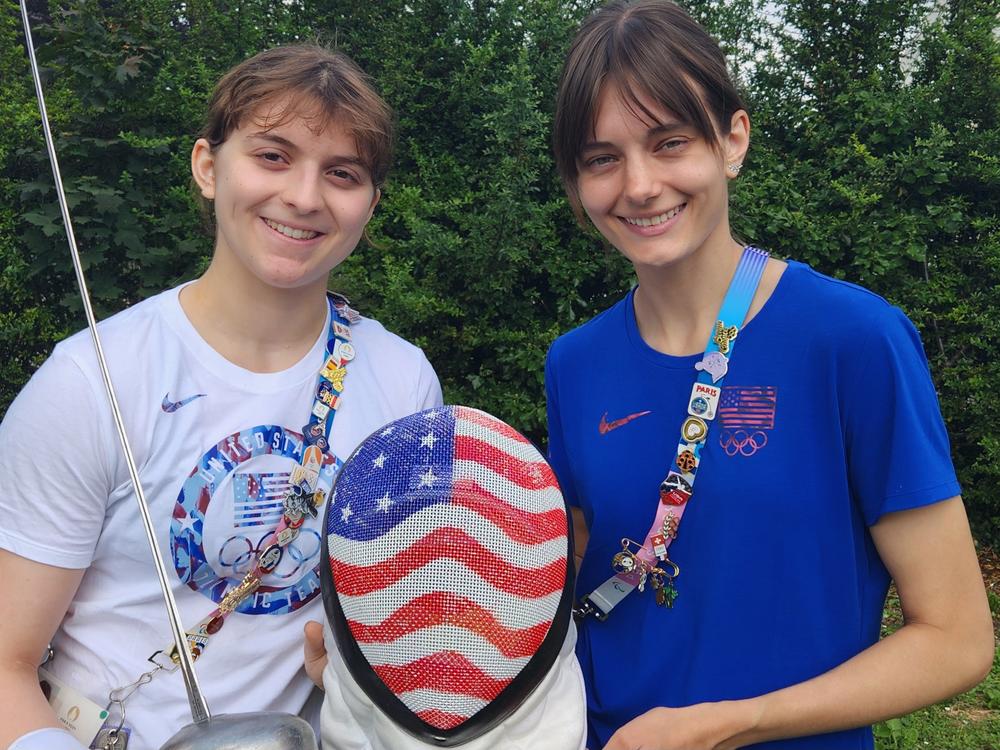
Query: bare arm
0,549,85,748
570,506,589,572
605,497,994,750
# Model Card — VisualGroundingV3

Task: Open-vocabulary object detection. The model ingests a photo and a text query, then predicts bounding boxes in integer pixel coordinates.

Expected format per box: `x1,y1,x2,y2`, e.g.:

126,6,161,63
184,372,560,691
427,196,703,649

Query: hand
303,620,327,689
603,701,758,750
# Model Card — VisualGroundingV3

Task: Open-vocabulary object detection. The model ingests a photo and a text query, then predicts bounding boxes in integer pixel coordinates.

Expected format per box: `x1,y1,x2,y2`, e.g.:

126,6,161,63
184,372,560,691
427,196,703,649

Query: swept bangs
202,45,394,188
554,0,745,219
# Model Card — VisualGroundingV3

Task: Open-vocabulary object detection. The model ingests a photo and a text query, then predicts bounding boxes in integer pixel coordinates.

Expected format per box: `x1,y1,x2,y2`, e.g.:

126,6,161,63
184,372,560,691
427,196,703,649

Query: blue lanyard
300,294,356,452
576,246,770,621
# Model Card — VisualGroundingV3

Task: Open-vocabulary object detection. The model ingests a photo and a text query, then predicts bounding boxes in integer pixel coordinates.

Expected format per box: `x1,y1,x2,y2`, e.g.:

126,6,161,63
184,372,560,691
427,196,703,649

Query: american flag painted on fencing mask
324,406,570,735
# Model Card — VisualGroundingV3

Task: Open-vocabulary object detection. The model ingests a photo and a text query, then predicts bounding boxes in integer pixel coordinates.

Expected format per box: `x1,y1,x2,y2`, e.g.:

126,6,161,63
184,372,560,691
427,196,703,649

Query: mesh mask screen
324,406,570,739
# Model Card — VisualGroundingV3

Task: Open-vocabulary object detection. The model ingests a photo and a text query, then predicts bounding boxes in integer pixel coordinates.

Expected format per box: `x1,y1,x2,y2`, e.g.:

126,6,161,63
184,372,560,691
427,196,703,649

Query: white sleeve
10,728,88,750
412,353,444,410
0,347,114,568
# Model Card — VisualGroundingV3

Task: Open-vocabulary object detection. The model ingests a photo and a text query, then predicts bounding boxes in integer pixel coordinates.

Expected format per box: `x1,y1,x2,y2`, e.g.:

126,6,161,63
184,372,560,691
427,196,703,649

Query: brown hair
202,44,394,188
553,0,745,218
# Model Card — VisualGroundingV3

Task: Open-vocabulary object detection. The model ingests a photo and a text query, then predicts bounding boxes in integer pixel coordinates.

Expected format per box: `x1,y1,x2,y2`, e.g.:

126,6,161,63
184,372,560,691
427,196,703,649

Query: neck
180,259,329,373
632,237,745,356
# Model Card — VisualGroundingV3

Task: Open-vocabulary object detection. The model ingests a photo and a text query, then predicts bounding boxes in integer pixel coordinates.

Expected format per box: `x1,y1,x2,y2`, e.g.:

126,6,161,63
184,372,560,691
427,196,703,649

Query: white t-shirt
0,285,442,750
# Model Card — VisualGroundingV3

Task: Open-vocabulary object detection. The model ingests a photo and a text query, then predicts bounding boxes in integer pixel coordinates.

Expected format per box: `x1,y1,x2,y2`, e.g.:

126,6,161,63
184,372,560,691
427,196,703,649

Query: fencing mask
320,406,584,749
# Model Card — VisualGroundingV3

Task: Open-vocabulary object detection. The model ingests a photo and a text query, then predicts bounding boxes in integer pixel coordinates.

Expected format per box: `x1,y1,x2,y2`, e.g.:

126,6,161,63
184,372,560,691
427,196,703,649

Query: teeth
624,205,684,227
264,218,320,240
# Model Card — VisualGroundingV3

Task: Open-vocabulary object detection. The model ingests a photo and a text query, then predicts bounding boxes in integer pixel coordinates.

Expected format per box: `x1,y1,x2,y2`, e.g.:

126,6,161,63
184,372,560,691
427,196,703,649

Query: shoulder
786,261,903,324
52,287,179,371
771,263,936,421
347,313,440,405
780,261,922,354
350,315,434,371
338,312,442,415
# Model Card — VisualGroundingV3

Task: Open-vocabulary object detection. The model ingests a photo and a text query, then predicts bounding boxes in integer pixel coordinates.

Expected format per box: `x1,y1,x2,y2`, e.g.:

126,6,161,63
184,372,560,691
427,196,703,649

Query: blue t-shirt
545,260,960,750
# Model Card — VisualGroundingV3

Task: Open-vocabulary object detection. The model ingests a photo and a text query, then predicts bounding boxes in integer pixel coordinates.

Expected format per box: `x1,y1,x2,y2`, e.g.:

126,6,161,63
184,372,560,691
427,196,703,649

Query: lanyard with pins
574,246,769,621
160,293,358,662
100,293,359,741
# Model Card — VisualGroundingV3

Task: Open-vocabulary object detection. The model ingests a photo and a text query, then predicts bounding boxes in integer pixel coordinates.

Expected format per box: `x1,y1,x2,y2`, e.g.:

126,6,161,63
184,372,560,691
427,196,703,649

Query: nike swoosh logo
598,410,652,435
162,392,206,413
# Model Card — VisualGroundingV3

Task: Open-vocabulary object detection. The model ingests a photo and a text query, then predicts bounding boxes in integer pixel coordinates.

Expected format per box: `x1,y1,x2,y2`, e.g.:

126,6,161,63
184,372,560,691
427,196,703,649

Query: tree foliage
2,0,998,541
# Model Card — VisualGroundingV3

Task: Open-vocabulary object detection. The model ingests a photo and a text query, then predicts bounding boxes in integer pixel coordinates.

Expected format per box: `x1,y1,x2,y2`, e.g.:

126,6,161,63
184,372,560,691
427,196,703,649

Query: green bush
3,0,998,543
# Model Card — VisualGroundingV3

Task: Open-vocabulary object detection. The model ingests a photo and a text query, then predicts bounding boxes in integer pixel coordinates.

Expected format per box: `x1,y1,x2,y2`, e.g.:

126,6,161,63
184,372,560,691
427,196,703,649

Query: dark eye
585,155,616,168
258,151,285,163
657,138,688,152
329,168,358,182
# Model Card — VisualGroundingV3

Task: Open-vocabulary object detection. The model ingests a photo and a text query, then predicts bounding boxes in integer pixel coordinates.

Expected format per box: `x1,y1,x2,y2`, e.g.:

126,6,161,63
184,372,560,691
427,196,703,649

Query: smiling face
191,99,380,295
575,85,748,271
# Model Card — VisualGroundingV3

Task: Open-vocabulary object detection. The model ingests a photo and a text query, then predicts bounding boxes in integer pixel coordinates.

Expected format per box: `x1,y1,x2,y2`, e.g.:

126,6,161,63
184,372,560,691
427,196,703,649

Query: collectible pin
676,448,698,473
312,401,331,420
713,320,738,354
688,382,721,420
612,538,643,574
659,472,692,505
660,488,690,506
325,365,347,391
651,533,668,558
681,416,708,443
289,464,318,494
612,549,637,573
302,445,323,475
337,342,356,362
320,354,340,380
655,584,671,608
689,396,709,416
313,487,327,508
662,510,678,539
276,526,299,546
333,300,362,324
333,321,352,340
694,351,728,383
303,422,329,451
258,543,283,573
318,380,334,402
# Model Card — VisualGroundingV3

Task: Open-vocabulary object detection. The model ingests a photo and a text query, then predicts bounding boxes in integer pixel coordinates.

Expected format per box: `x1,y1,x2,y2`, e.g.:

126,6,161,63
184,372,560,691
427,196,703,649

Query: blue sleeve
544,343,581,510
842,306,960,526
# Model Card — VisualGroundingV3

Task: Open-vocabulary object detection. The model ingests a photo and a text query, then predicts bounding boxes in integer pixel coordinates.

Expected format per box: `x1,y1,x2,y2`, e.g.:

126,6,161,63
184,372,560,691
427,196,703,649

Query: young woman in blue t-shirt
545,2,993,748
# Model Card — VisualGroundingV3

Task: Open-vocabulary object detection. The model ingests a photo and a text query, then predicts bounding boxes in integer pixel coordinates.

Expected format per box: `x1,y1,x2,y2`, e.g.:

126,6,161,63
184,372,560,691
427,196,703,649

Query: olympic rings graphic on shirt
719,429,768,457
218,528,322,580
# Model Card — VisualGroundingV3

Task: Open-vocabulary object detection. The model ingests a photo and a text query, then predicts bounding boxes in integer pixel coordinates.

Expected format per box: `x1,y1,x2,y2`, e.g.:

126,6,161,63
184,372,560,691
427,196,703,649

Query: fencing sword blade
19,10,320,749
17,0,211,725
19,11,322,749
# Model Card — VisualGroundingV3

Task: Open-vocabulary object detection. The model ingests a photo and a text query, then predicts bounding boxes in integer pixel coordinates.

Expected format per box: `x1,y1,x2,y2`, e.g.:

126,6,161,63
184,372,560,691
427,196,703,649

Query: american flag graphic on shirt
232,472,290,528
718,386,778,429
325,406,569,731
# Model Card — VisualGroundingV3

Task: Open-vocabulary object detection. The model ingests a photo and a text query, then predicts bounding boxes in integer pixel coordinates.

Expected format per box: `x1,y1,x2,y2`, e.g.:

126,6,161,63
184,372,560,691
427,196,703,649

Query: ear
366,187,381,221
724,110,750,178
191,138,217,200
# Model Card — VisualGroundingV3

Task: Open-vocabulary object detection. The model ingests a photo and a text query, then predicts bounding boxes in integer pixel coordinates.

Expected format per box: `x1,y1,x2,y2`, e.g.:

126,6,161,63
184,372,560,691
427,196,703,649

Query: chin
621,244,696,270
251,266,329,292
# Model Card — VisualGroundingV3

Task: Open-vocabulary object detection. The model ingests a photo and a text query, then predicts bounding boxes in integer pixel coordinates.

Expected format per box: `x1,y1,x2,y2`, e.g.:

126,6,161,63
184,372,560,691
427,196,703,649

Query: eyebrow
246,132,366,166
581,122,689,152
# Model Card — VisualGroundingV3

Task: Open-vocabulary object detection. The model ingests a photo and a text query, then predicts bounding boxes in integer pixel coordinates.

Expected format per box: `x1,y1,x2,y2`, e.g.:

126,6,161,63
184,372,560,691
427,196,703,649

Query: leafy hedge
3,0,998,542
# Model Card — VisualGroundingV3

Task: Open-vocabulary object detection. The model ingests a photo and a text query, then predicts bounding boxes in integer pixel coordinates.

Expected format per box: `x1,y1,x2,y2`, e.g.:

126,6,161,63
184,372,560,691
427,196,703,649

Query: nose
280,170,324,214
622,157,661,205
